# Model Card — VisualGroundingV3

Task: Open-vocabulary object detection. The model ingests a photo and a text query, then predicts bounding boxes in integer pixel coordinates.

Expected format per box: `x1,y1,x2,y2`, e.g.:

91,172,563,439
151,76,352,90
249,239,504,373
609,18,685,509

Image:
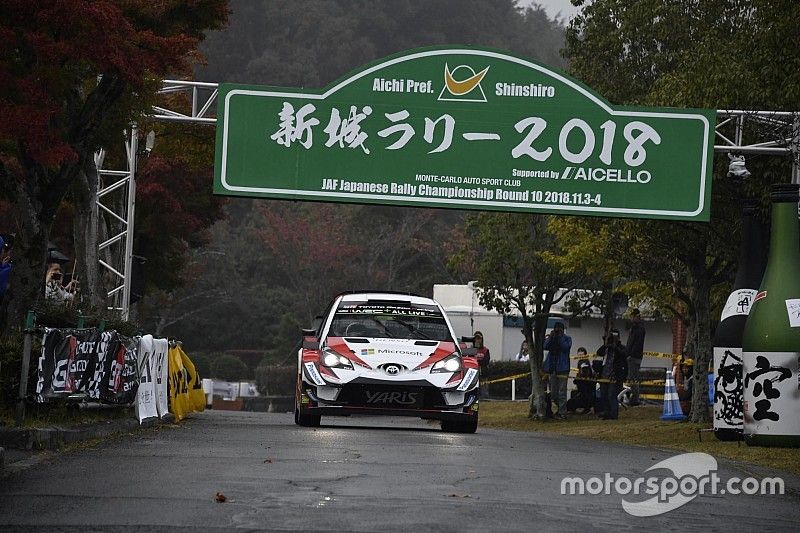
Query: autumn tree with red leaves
135,144,224,291
257,203,362,322
0,0,227,331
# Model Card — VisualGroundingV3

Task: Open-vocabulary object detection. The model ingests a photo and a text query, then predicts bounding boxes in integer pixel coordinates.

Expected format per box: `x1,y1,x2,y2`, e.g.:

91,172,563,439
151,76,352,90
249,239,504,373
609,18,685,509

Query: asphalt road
1,410,799,532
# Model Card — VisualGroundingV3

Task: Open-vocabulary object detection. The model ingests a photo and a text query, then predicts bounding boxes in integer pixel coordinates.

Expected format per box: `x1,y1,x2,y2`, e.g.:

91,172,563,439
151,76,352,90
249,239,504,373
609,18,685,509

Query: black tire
296,408,321,427
441,417,478,434
294,374,302,426
295,373,321,427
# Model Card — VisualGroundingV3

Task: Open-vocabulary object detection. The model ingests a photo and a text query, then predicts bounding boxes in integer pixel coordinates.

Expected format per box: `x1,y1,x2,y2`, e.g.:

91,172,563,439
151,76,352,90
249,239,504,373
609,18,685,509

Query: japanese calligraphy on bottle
743,352,800,437
214,47,715,221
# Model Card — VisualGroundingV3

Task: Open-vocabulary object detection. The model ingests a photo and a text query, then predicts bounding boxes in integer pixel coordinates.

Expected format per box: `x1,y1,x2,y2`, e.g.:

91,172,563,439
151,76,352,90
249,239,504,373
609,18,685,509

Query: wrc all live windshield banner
213,47,715,221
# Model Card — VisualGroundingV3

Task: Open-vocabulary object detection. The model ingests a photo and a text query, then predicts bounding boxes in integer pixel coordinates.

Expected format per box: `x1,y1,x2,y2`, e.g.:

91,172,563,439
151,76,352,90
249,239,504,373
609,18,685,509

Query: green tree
451,213,595,419
565,0,799,422
211,353,249,381
198,0,567,85
0,0,228,333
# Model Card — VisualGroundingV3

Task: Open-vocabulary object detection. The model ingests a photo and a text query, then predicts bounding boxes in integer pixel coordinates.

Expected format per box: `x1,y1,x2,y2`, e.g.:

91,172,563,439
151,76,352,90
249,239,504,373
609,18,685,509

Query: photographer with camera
543,322,572,419
596,328,628,420
45,259,79,303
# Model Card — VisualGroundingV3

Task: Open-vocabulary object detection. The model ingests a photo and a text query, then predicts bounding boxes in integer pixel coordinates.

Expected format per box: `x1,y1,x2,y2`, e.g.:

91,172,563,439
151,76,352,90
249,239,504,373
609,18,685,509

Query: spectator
473,331,490,398
45,261,79,303
473,331,490,368
597,329,628,420
543,322,571,419
626,308,646,406
569,347,595,414
515,340,530,362
0,235,11,300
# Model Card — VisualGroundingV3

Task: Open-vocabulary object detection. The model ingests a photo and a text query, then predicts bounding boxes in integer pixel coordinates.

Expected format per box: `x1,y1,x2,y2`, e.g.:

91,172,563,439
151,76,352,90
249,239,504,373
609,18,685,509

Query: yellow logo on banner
438,63,490,102
168,345,205,421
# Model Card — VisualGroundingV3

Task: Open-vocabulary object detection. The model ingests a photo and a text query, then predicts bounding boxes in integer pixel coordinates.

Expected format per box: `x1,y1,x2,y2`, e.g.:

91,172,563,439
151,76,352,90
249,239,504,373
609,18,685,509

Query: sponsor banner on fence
167,344,205,421
135,335,158,423
152,337,170,418
179,348,206,413
35,328,138,404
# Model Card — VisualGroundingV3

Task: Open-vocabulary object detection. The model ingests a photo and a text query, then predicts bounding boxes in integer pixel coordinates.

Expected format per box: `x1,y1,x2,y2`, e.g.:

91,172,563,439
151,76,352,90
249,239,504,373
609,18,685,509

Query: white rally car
294,292,480,432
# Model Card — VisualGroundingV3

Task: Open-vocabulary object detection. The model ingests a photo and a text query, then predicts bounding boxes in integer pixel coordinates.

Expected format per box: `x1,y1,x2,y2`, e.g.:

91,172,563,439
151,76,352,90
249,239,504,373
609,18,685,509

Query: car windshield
328,300,453,342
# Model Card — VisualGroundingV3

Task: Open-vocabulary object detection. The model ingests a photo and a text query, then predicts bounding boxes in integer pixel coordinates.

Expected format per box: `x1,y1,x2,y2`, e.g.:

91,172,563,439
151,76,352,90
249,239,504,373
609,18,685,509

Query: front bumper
301,381,479,420
305,405,478,421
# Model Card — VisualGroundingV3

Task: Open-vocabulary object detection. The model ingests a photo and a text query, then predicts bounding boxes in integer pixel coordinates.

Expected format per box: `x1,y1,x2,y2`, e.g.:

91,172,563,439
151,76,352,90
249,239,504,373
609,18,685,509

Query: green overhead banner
214,47,715,221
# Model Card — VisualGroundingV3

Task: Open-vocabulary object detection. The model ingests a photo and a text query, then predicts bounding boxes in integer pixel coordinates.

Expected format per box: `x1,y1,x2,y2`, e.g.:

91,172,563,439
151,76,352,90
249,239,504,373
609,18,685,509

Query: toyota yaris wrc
294,292,480,432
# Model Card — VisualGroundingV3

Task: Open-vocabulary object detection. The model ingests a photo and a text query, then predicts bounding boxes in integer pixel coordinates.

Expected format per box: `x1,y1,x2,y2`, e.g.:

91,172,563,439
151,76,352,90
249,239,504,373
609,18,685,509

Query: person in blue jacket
543,321,572,419
0,235,12,301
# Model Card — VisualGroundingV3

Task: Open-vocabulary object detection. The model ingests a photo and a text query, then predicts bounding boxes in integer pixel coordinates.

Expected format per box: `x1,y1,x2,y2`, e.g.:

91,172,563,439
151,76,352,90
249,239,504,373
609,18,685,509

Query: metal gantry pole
121,125,138,320
95,126,139,319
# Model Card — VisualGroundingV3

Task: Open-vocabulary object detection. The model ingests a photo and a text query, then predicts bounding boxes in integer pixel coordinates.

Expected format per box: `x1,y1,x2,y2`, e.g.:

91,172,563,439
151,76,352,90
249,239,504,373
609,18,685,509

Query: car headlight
321,348,354,370
431,353,461,373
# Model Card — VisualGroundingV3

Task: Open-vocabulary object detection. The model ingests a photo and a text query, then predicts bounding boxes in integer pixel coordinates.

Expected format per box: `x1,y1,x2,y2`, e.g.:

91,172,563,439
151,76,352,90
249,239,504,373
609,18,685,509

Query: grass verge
480,401,800,476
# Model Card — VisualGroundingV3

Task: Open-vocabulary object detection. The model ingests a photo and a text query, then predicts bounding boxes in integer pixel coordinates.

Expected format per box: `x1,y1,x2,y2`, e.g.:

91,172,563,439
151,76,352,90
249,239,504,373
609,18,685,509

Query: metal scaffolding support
150,80,219,124
95,82,800,318
715,110,800,184
94,125,138,319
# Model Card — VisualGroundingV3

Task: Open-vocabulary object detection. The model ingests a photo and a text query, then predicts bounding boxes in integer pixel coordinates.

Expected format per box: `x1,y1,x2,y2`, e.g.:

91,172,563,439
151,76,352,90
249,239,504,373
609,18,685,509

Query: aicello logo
438,63,490,102
560,452,784,517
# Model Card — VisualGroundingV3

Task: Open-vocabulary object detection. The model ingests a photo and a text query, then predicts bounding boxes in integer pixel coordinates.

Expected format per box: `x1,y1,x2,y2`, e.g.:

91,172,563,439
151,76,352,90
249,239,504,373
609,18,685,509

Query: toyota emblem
385,365,400,375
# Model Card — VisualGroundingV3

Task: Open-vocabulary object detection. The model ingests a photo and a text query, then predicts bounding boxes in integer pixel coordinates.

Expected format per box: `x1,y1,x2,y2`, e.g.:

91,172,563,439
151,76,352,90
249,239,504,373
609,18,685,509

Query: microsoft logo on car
377,349,423,356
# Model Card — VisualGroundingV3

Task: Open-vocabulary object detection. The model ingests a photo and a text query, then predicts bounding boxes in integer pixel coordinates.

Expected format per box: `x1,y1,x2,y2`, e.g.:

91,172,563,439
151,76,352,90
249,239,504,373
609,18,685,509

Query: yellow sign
168,345,205,421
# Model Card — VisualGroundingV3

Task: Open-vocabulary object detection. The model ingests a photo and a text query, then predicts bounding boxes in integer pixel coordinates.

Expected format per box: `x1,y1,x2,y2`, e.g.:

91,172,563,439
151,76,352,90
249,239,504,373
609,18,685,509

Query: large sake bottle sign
214,47,715,221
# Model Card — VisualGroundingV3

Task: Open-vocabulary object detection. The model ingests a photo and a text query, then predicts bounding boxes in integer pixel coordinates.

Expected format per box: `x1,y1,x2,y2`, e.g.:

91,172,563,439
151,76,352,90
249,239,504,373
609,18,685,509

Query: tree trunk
689,261,713,423
3,185,49,334
527,292,554,419
70,161,105,311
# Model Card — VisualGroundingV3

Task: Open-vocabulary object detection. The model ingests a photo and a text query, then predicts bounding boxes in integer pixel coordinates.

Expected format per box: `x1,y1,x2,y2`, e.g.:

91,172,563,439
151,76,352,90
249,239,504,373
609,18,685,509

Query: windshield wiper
370,318,394,338
392,318,432,340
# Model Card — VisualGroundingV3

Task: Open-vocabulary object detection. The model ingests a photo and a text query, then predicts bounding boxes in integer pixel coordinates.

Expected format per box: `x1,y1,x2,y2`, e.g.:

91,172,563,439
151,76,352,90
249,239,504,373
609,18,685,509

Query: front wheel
441,417,478,434
295,373,321,427
296,406,321,427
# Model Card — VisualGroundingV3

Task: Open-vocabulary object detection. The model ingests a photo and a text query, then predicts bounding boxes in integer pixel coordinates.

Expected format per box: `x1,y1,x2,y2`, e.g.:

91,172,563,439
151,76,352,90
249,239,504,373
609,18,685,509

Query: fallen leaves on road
263,458,273,464
215,492,227,503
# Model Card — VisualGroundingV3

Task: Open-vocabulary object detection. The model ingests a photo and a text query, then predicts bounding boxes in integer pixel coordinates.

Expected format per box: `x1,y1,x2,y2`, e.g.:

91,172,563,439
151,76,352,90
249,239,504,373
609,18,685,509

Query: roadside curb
0,417,146,452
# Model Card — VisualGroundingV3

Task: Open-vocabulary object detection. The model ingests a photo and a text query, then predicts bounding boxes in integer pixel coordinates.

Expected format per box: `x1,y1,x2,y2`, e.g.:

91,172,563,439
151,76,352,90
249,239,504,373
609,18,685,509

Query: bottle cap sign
720,289,757,321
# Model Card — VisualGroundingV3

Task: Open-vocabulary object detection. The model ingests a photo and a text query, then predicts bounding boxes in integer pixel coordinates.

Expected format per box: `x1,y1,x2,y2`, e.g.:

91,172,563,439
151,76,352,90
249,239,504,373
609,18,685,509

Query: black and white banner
135,335,159,422
35,328,138,404
135,335,170,422
153,337,169,417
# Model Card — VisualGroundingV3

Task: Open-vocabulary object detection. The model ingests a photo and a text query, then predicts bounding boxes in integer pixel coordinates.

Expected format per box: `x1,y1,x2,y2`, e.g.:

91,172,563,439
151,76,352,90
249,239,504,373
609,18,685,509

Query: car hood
325,337,457,370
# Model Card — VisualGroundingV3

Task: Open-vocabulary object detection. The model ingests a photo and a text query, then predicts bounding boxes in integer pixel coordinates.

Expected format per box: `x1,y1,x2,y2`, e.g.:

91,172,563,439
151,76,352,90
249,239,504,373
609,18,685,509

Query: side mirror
301,328,319,350
461,335,475,344
461,347,478,357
